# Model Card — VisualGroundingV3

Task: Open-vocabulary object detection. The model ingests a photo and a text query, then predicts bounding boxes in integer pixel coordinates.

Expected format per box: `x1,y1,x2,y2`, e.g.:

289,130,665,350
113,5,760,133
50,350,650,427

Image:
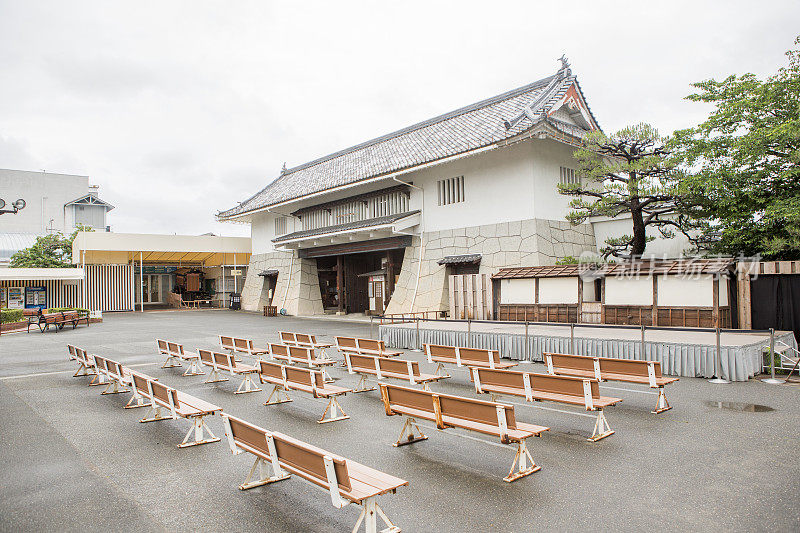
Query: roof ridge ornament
281,162,287,175
502,56,573,131
558,54,572,77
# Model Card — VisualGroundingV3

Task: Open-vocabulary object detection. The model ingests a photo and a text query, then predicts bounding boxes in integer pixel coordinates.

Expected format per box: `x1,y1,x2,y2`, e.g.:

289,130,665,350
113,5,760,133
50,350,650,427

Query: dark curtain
751,275,800,342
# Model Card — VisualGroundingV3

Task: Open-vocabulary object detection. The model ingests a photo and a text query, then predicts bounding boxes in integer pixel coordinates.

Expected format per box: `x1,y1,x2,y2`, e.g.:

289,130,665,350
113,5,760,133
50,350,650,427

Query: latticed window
274,216,287,235
437,176,465,206
559,167,579,186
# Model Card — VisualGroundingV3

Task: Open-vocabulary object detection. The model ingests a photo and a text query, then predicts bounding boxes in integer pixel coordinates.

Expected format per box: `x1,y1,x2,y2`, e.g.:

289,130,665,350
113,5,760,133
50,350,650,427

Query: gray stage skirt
379,325,797,382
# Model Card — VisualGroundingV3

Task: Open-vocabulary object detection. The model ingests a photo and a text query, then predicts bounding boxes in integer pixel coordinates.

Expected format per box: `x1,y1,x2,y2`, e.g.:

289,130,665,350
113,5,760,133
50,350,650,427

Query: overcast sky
1,1,798,237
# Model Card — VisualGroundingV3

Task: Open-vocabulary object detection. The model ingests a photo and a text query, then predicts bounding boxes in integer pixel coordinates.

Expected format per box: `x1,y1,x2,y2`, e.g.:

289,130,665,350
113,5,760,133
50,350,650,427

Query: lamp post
0,198,26,215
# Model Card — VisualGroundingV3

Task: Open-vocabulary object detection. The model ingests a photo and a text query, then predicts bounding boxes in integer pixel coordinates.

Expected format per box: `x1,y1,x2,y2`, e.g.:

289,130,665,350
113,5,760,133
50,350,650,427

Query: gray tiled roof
273,210,420,243
220,69,598,219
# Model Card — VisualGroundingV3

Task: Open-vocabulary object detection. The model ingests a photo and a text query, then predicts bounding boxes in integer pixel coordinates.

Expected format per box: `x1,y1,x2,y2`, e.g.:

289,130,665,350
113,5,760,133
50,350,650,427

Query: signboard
0,287,6,308
230,269,242,277
7,287,24,309
136,266,178,275
25,286,47,309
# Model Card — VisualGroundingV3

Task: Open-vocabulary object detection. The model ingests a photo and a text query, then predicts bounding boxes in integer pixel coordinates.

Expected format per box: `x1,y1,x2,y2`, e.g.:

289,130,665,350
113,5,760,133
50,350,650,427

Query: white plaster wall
591,216,693,259
499,278,536,304
605,276,654,305
657,275,726,307
250,211,299,254
0,169,94,233
538,277,578,304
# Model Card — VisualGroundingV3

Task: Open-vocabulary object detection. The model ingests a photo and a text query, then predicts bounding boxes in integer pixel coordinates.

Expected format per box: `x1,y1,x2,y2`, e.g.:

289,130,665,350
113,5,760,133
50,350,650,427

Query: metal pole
467,318,472,347
762,327,786,384
640,324,645,360
524,321,529,361
370,315,374,340
708,326,729,383
569,323,575,353
411,317,421,352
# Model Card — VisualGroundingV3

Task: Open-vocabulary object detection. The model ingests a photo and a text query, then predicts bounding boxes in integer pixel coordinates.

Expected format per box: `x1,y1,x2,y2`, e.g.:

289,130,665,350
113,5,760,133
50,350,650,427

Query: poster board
7,287,24,309
25,286,47,309
0,287,6,308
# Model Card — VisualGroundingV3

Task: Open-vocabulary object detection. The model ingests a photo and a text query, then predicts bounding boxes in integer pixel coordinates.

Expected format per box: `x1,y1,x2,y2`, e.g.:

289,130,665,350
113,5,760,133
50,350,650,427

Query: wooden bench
544,352,679,413
379,383,549,482
67,344,100,385
222,414,406,532
156,339,204,376
257,360,352,424
29,310,89,332
335,336,403,358
344,352,447,393
279,331,334,358
198,348,261,394
423,343,517,377
219,335,269,358
131,372,222,447
92,354,133,396
471,367,622,441
268,343,337,383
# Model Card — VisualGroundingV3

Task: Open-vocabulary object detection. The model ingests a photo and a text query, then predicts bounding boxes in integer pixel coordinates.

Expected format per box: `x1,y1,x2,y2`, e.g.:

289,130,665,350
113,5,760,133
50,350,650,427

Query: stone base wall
385,218,595,314
240,251,324,315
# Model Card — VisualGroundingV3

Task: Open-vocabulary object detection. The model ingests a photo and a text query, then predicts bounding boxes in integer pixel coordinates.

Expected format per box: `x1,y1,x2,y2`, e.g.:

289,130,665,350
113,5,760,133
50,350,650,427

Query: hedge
1,309,24,324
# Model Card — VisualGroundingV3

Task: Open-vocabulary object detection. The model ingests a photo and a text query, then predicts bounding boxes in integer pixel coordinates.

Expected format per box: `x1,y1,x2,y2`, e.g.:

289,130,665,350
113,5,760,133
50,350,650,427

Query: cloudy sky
1,1,798,237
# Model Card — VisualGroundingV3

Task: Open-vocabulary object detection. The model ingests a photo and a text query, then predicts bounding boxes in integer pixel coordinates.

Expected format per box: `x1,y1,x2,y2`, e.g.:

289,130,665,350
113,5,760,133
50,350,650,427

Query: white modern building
0,169,113,265
218,61,688,316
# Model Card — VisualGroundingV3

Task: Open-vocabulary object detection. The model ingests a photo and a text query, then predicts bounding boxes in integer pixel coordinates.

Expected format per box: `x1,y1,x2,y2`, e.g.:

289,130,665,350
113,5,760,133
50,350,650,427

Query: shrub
1,309,24,324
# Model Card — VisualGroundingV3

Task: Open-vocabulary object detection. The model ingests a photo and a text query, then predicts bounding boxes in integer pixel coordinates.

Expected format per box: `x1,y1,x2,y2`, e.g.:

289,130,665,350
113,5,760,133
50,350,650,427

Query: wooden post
600,277,606,324
651,275,658,326
576,278,583,324
336,255,344,314
385,252,394,307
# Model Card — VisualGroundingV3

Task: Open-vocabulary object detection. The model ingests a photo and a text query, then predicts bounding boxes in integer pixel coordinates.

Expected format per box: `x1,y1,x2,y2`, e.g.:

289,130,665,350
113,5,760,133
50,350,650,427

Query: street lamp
0,198,26,215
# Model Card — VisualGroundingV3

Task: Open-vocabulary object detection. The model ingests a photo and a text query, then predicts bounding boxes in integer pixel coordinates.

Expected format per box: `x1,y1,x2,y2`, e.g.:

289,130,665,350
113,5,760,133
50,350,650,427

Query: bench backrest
380,383,437,417
67,344,78,358
425,344,458,363
93,354,108,373
335,336,358,350
131,372,151,395
105,359,124,380
437,392,517,430
288,345,313,362
220,335,235,351
458,347,500,365
546,352,595,374
214,350,235,369
475,367,600,401
284,365,324,389
279,331,296,344
357,339,386,352
269,343,290,358
157,339,169,353
62,311,78,320
347,353,379,373
224,415,351,492
295,333,316,345
43,313,59,323
149,379,179,411
198,348,215,365
234,338,253,353
598,357,663,378
258,360,285,382
377,356,420,378
169,341,184,356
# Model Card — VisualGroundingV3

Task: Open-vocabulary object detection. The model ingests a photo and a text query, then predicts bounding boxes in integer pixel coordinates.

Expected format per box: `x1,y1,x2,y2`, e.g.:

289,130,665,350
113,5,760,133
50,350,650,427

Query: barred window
274,216,287,235
559,167,579,186
437,176,465,206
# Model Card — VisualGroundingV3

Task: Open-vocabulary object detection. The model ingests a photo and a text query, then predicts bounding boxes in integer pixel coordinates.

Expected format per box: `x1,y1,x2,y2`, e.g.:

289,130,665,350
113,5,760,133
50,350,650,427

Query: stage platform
379,320,797,381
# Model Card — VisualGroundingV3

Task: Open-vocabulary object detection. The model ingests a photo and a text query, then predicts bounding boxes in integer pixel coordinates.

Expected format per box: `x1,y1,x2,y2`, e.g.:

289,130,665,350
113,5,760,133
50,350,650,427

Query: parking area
1,310,798,532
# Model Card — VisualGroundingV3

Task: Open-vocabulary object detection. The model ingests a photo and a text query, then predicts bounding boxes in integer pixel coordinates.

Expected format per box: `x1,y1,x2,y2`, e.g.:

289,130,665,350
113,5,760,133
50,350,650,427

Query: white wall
604,276,653,305
657,275,726,307
591,215,693,259
499,278,535,304
0,169,94,234
250,211,299,254
538,277,578,304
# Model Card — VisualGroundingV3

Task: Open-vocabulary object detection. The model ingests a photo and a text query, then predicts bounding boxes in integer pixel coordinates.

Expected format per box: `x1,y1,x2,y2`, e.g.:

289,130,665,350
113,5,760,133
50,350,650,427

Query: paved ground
0,310,798,532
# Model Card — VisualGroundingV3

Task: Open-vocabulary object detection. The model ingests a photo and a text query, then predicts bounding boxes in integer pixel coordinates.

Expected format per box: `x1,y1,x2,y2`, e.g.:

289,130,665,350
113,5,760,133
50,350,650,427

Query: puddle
705,401,774,412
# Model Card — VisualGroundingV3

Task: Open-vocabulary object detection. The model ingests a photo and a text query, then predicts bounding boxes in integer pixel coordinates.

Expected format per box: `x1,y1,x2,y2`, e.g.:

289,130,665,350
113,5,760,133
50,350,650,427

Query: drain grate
705,401,774,412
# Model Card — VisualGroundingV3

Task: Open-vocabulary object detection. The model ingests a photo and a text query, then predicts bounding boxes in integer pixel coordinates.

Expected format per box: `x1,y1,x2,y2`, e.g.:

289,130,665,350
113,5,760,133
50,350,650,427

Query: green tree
559,123,701,259
671,36,800,259
9,226,93,268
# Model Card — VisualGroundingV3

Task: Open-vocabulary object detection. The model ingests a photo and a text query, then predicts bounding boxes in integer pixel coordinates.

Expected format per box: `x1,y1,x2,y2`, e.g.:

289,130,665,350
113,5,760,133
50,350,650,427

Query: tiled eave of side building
218,63,601,222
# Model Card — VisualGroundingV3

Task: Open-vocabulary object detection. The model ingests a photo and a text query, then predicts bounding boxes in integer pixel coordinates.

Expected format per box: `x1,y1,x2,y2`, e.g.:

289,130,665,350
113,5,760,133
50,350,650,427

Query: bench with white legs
67,344,100,385
543,352,678,414
131,373,222,447
344,352,447,393
197,348,261,394
268,343,337,382
257,360,352,424
335,336,403,357
92,354,133,396
423,343,517,377
471,367,622,441
222,414,406,532
379,383,549,482
219,335,269,358
156,339,204,376
279,331,334,359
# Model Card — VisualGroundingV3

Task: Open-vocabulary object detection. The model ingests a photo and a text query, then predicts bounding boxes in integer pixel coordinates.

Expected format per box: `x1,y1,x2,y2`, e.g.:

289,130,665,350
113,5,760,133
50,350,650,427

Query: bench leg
393,417,428,447
652,388,671,414
321,367,335,383
182,358,205,377
264,385,293,405
125,392,150,409
204,368,229,384
318,396,349,424
234,373,262,394
504,440,541,482
433,362,450,378
353,496,401,533
139,405,172,423
178,415,221,448
87,369,102,386
101,379,128,395
352,374,377,393
161,356,182,369
73,363,89,377
588,410,614,442
238,456,290,490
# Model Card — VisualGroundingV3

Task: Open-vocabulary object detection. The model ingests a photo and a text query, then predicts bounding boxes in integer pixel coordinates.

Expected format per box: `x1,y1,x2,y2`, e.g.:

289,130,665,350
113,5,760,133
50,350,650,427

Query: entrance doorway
136,274,163,304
